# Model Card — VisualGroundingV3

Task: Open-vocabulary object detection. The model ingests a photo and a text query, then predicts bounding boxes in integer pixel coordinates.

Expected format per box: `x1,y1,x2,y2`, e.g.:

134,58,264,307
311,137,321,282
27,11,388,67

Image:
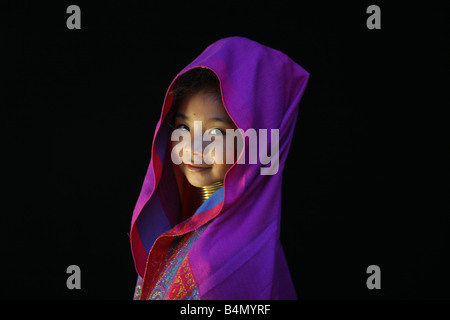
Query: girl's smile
185,164,212,172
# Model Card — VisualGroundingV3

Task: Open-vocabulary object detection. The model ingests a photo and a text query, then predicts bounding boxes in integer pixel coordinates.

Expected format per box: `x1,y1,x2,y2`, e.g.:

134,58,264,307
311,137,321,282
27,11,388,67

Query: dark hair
165,68,222,131
171,67,222,111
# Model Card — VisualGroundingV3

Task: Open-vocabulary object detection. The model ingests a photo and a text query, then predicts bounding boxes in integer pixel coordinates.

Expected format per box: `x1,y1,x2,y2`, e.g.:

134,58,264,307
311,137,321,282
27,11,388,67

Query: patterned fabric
133,276,143,300
133,224,209,300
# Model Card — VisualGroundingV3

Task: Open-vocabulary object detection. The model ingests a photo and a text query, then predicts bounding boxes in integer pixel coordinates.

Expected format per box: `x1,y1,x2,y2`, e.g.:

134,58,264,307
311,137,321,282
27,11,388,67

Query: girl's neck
198,180,224,204
180,180,224,222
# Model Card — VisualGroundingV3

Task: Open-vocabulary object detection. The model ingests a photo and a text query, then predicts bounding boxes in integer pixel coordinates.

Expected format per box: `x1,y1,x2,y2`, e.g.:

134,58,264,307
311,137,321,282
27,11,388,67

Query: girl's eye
176,124,190,131
208,128,224,136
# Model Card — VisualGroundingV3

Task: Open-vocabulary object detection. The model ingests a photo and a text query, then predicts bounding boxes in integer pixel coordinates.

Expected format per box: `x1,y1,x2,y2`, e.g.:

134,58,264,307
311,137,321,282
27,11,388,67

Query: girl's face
172,90,238,188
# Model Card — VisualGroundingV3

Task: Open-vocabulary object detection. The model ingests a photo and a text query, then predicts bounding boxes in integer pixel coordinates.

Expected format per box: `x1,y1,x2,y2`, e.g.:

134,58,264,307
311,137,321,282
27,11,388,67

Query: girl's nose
190,131,206,164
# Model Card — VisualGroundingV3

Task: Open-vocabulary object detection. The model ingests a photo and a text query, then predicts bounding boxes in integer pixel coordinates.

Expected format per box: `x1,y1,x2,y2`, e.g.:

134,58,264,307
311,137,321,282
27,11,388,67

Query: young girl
130,36,309,300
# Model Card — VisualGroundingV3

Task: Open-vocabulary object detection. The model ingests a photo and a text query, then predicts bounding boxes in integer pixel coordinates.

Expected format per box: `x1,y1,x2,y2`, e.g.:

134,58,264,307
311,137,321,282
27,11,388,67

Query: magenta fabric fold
130,36,309,299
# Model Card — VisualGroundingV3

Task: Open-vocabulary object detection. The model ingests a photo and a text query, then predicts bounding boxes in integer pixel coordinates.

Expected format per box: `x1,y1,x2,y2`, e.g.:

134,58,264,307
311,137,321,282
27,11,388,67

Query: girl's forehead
177,91,230,119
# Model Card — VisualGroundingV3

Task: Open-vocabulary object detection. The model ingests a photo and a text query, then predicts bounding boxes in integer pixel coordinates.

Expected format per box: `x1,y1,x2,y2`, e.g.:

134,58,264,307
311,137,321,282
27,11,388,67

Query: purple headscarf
130,36,309,299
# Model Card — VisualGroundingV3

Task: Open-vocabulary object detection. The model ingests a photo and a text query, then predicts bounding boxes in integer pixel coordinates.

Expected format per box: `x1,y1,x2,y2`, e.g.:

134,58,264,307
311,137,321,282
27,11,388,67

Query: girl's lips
186,164,212,172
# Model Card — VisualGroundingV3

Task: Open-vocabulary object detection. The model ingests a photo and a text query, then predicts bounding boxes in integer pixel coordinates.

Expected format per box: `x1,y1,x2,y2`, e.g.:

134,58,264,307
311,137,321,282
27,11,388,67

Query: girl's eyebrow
175,112,233,124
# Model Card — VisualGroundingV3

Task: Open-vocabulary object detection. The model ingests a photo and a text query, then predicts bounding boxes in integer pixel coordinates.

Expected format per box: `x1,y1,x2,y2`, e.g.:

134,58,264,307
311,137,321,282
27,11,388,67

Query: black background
1,1,448,300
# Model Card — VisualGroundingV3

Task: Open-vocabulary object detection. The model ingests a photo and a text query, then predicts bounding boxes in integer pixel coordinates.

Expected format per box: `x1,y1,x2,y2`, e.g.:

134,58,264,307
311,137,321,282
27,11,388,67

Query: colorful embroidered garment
133,223,210,300
130,36,309,299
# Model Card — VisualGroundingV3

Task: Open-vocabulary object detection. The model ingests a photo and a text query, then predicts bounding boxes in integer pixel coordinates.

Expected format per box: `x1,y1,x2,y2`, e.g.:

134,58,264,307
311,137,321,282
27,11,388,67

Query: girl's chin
187,179,214,188
185,175,216,188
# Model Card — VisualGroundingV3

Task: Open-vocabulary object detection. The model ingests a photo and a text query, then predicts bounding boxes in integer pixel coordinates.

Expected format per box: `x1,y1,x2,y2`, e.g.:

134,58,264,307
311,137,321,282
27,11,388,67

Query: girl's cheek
171,139,192,165
220,139,237,164
206,138,227,165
